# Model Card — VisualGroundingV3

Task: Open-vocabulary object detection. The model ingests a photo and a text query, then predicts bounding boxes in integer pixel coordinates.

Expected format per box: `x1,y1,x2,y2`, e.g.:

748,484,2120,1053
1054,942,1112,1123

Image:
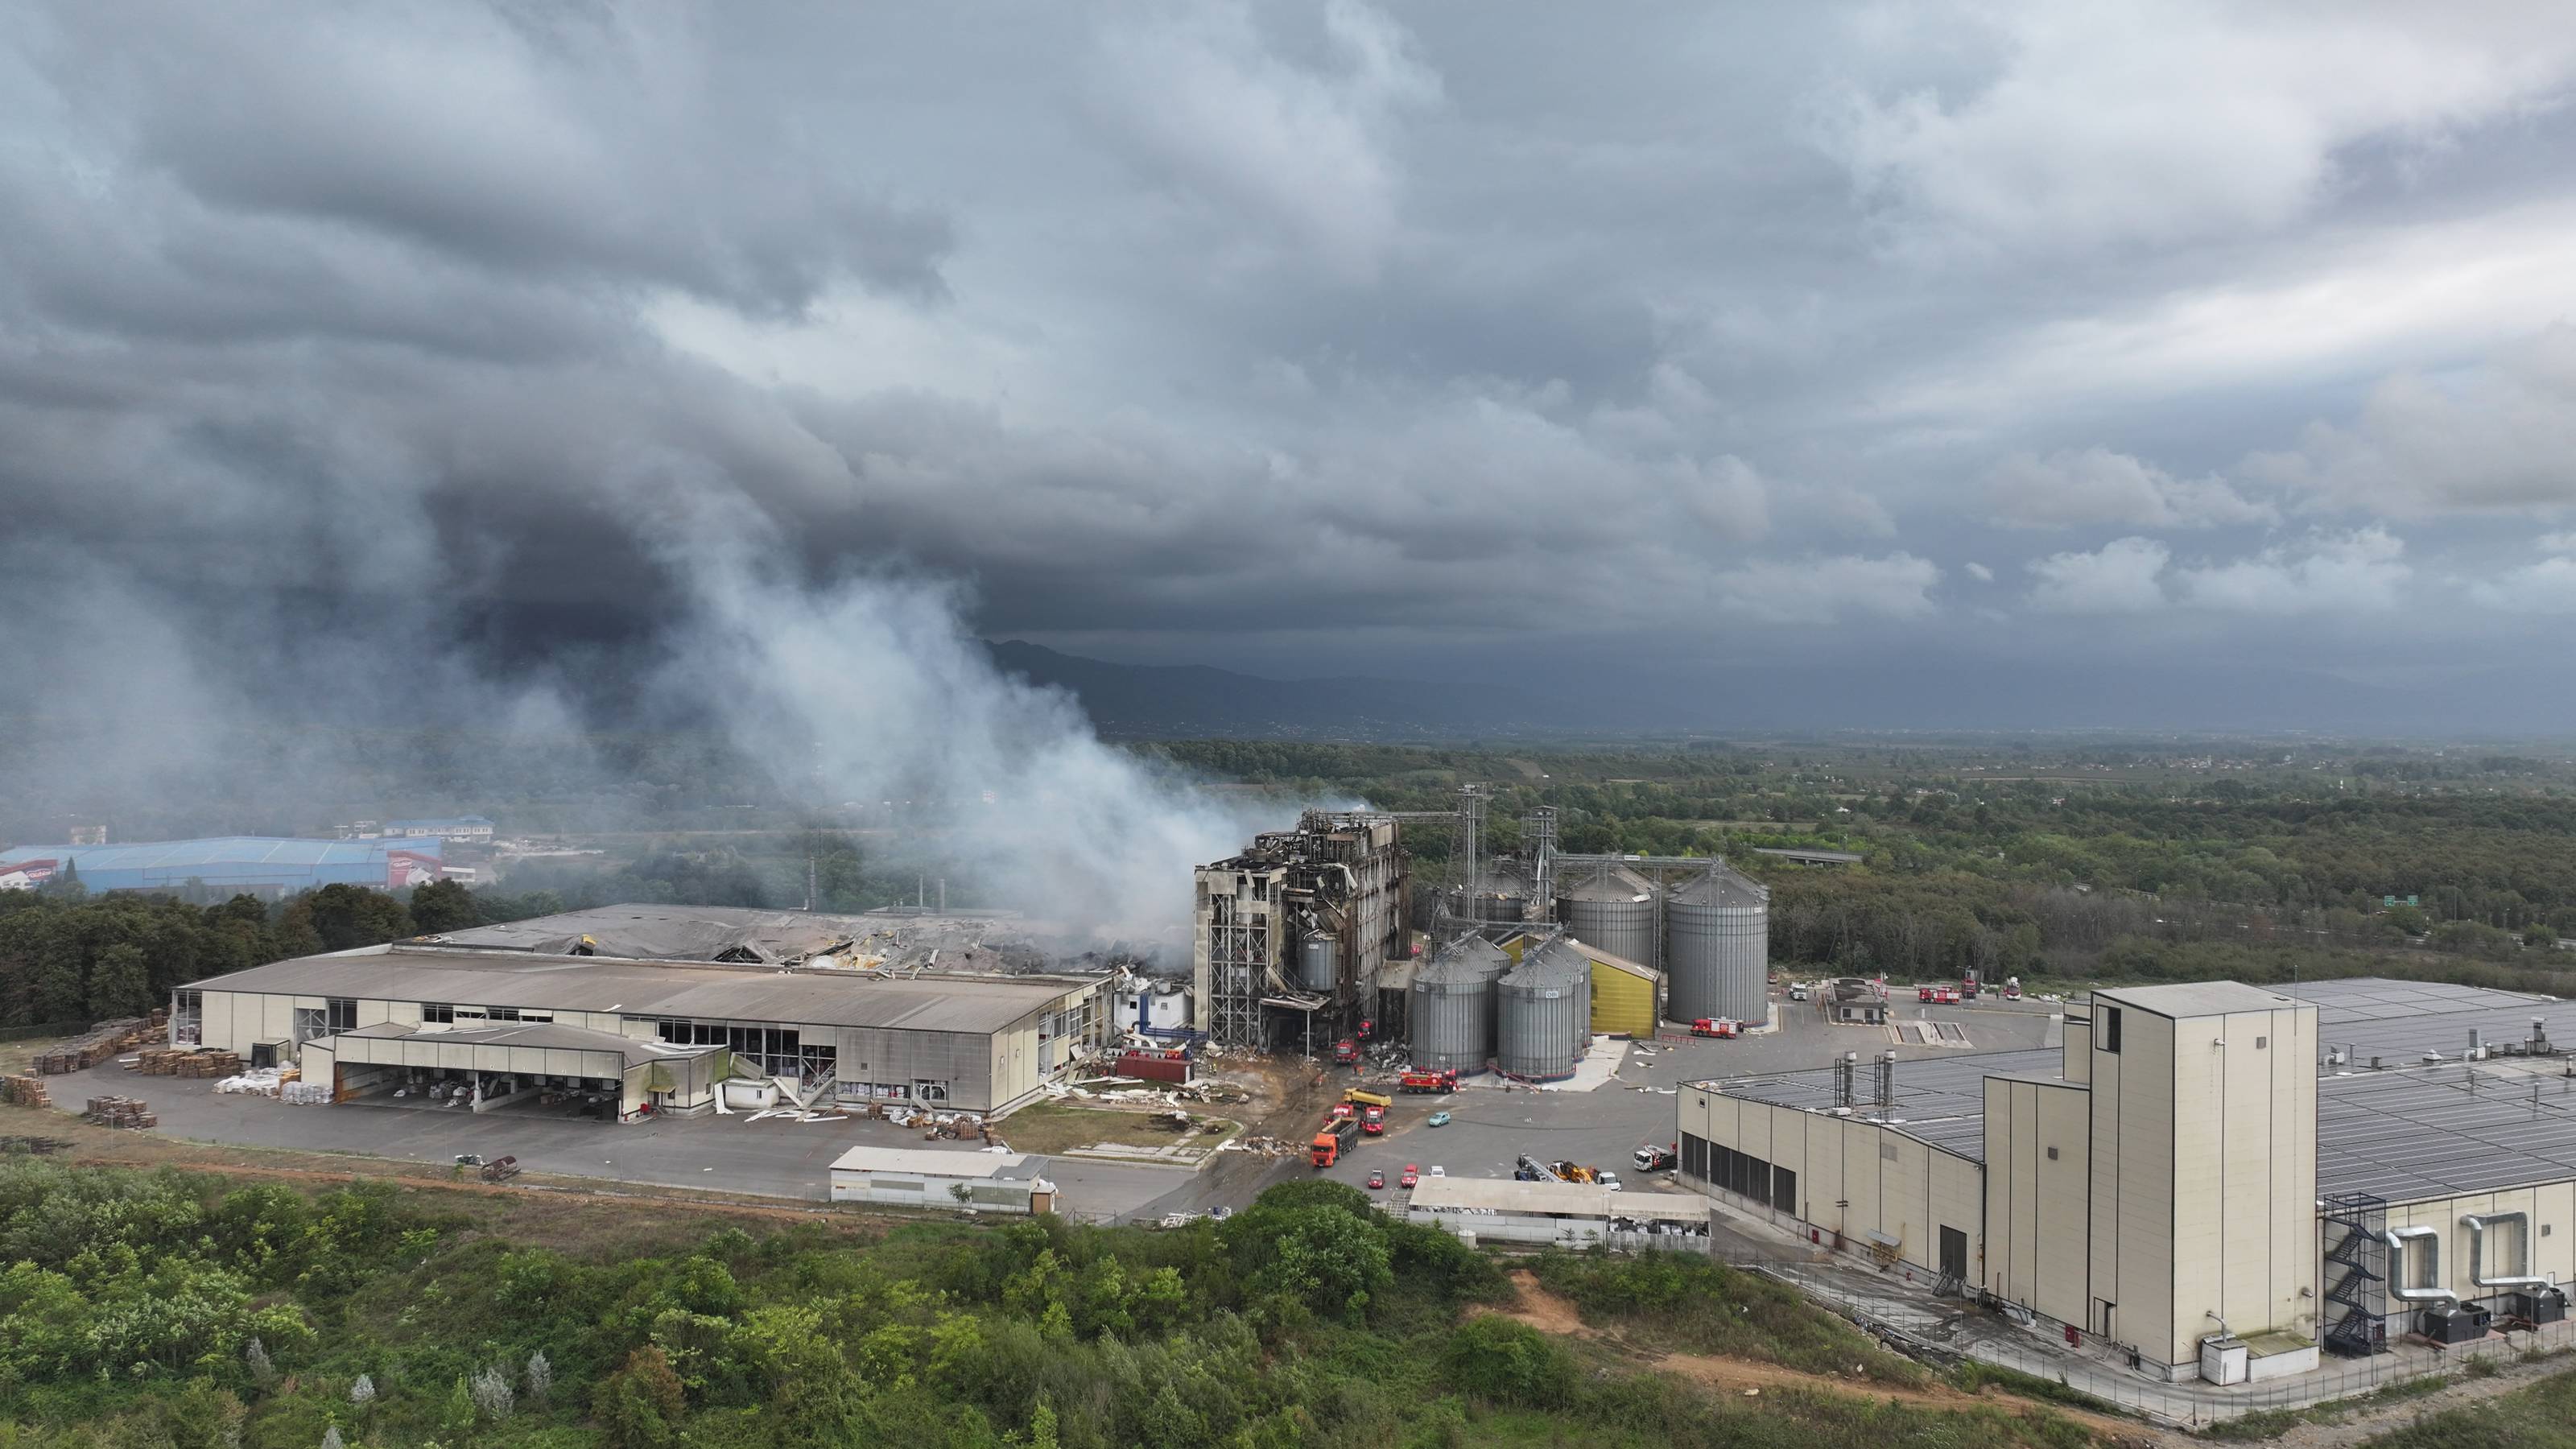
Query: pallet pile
82,1096,156,1129
34,1015,163,1075
128,1047,246,1077
1,1075,51,1108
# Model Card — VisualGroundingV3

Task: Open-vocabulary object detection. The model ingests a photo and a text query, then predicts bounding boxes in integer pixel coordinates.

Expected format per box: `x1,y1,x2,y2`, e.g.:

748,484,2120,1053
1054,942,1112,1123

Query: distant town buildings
0,837,444,898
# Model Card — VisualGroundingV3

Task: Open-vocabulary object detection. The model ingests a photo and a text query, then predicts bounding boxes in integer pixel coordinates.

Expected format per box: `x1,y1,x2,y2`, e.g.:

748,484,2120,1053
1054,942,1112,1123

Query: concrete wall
2170,1003,2317,1361
1984,1077,2094,1327
2087,993,2318,1373
1678,1086,1980,1282
2088,998,2175,1364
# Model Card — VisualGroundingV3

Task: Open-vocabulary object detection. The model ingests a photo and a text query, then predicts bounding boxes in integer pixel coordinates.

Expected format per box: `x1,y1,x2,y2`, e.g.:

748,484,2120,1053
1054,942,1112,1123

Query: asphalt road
50,993,2052,1228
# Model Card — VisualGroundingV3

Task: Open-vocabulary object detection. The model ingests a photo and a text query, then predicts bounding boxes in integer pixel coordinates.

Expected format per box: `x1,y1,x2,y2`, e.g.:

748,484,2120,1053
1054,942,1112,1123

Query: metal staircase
2322,1191,2389,1357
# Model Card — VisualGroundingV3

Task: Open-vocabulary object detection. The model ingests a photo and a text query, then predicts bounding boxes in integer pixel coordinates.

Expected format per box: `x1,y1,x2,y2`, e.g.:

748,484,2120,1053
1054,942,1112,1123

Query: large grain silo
1463,859,1533,924
1553,864,1657,970
1664,863,1769,1024
1409,935,1511,1074
1496,938,1592,1081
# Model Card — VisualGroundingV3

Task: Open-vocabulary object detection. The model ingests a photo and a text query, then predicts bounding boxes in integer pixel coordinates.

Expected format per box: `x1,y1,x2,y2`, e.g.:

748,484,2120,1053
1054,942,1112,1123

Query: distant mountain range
985,639,2569,741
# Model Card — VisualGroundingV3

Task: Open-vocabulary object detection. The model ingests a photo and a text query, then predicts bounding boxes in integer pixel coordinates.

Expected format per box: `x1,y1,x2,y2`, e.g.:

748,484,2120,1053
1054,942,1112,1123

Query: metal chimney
1876,1050,1897,1109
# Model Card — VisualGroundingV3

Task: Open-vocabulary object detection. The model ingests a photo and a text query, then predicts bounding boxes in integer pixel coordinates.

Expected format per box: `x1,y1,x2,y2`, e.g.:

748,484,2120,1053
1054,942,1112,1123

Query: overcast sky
6,2,2576,729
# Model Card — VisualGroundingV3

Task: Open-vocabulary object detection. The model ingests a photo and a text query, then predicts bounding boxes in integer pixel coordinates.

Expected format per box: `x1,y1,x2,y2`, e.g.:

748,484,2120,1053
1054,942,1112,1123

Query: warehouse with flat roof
179,928,1110,1120
1678,977,2576,1386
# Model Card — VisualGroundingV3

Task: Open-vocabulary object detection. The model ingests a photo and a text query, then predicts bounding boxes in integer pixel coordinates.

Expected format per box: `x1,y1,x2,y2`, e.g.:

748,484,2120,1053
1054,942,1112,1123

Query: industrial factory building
176,903,1113,1120
1192,811,1410,1050
1191,799,1771,1066
0,836,444,898
1679,977,2576,1385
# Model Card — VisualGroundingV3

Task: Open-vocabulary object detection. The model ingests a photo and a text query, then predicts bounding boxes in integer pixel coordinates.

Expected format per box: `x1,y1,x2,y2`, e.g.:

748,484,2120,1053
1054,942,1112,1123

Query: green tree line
0,1164,2107,1449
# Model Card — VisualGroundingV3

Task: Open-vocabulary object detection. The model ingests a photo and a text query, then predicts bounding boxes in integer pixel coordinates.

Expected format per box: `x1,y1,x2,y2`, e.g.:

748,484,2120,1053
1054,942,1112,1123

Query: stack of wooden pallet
1,1075,51,1108
82,1096,155,1129
34,1016,161,1074
177,1051,246,1079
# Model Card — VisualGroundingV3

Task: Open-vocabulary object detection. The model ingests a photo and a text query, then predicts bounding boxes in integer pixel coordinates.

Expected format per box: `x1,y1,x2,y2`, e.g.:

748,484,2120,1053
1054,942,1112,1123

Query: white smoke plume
657,514,1282,932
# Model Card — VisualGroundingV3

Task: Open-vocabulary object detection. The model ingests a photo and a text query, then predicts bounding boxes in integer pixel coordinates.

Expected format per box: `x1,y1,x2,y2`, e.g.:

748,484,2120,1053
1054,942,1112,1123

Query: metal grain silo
1496,939,1591,1081
1468,861,1532,923
1297,932,1340,993
1409,936,1510,1074
1664,864,1769,1025
1553,865,1658,970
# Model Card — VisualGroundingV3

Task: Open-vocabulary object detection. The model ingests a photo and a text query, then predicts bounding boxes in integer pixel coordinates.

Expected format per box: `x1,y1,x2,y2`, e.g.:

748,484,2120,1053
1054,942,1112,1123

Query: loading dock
306,1021,722,1121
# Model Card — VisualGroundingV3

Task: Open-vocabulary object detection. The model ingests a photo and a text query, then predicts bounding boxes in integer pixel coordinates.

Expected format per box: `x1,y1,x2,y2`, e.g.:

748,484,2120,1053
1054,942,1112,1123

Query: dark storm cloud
2,0,2576,730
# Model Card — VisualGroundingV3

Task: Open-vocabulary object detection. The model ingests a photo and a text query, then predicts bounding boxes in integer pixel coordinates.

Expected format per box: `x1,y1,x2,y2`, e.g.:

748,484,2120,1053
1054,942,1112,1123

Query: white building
1406,1175,1712,1246
828,1146,1059,1214
1678,978,2576,1385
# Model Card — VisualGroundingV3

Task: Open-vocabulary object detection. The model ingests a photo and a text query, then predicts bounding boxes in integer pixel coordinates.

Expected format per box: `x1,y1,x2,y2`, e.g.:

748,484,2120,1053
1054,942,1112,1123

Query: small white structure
1406,1176,1711,1245
828,1146,1059,1215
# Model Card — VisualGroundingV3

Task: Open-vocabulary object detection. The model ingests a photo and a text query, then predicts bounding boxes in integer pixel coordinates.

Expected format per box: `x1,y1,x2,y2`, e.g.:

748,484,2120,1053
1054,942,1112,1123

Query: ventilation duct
2384,1225,2459,1306
2462,1212,2552,1292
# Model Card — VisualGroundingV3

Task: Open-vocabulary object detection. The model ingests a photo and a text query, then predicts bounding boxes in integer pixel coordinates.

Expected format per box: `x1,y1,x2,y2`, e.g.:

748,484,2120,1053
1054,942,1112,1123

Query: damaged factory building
1193,811,1410,1051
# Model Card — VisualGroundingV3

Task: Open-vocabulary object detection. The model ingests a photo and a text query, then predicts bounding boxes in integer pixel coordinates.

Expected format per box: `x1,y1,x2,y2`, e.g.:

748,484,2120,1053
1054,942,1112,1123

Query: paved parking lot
47,1061,1190,1220
42,993,2054,1230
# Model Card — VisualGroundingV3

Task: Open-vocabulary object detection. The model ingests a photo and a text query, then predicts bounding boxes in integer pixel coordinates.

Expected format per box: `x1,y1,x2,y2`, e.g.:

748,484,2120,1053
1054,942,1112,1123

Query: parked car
1426,1110,1451,1127
1365,1169,1386,1190
1400,1163,1419,1187
1428,1165,1445,1177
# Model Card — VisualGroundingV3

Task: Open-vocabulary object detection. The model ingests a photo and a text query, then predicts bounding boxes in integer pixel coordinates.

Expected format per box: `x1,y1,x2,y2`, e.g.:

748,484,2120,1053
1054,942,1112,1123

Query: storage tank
1496,938,1592,1081
1665,864,1769,1025
1464,861,1532,924
1409,936,1511,1074
1297,933,1340,993
1554,865,1657,970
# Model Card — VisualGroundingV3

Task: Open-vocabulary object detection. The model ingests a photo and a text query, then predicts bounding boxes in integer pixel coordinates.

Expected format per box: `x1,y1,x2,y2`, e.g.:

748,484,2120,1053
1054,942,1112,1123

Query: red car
1365,1169,1386,1190
1400,1163,1419,1187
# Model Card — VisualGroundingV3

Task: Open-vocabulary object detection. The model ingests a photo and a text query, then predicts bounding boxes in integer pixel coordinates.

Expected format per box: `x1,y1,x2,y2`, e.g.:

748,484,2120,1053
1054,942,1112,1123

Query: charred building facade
1193,811,1410,1050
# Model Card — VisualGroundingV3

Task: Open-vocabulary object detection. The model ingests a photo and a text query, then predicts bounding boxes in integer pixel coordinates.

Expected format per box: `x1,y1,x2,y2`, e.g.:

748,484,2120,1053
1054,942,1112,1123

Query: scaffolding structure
2322,1191,2390,1358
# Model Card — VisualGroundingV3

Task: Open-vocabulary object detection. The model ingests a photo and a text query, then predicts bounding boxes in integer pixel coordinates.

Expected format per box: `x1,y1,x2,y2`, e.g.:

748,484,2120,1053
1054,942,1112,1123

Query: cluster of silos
1553,865,1657,970
1664,864,1769,1025
1496,936,1593,1081
1409,935,1513,1073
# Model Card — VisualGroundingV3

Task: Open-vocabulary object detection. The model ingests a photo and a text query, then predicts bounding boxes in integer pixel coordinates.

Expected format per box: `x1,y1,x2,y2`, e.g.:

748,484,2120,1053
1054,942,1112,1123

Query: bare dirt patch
1476,1267,2171,1447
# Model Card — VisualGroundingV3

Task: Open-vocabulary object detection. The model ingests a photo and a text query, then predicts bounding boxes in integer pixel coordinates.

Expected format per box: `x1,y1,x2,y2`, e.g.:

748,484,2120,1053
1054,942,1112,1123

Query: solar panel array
1699,978,2576,1195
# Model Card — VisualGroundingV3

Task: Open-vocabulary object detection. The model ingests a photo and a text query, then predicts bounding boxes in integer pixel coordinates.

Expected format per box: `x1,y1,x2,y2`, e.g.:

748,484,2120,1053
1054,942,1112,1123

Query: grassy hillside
0,1162,2120,1448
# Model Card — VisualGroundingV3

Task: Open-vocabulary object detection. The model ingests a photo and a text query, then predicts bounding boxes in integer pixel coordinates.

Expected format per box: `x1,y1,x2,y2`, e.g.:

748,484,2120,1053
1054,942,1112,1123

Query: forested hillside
0,1165,2110,1448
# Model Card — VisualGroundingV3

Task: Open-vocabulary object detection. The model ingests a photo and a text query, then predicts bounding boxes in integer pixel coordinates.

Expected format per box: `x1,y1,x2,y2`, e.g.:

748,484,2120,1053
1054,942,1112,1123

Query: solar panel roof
1699,978,2576,1201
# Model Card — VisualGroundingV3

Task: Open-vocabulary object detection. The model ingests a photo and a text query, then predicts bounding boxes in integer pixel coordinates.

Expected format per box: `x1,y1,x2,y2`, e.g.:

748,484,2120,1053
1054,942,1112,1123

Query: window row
1678,1132,1797,1215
